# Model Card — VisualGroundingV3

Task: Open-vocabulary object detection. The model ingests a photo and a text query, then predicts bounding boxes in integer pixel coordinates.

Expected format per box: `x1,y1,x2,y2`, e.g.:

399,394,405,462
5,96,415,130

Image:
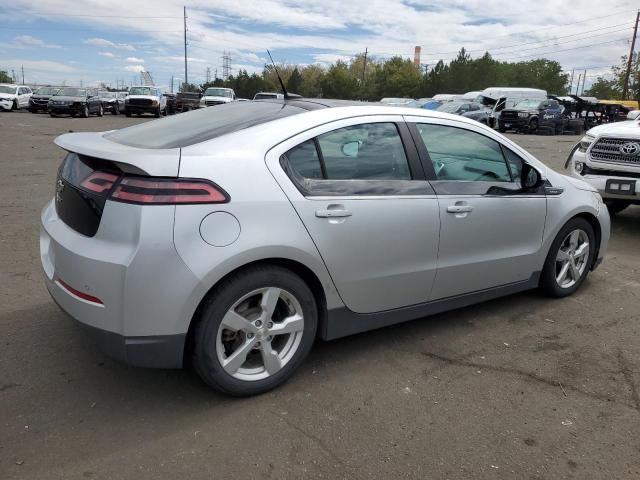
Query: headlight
518,112,529,118
151,99,159,106
578,134,595,152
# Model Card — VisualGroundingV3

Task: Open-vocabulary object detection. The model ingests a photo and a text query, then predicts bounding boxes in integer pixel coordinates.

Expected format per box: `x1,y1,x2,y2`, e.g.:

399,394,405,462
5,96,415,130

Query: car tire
82,105,89,118
113,104,119,115
498,122,506,133
192,265,318,396
11,100,18,111
540,217,596,298
154,106,161,118
604,200,630,215
569,119,584,135
49,112,56,117
125,111,131,117
97,105,104,117
528,118,538,134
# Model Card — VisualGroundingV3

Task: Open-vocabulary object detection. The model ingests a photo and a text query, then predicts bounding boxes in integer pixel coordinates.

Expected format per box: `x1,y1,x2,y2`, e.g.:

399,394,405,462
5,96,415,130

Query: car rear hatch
53,132,181,236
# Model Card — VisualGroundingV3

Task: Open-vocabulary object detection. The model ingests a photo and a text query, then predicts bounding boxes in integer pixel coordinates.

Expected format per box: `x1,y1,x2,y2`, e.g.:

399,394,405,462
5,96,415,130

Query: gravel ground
1,110,639,480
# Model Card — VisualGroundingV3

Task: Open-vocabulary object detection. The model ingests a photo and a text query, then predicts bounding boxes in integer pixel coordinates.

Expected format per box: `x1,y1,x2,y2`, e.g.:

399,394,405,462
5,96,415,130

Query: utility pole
575,74,582,95
622,10,639,100
21,64,24,84
206,67,211,83
581,69,587,95
170,75,174,93
362,47,368,84
569,68,575,94
183,6,188,91
12,69,16,83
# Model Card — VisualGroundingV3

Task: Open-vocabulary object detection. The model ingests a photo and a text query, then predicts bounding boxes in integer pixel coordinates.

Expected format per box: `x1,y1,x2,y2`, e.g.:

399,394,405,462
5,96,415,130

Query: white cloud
13,35,60,49
124,65,145,73
5,59,77,74
98,51,115,57
84,38,135,51
125,57,145,63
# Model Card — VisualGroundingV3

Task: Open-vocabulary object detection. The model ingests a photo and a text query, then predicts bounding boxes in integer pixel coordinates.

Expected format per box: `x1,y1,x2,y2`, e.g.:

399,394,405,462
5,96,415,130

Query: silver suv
41,99,610,396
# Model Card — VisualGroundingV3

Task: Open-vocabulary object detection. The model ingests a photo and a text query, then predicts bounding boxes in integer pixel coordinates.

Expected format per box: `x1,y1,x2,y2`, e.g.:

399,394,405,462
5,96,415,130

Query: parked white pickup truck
568,117,640,214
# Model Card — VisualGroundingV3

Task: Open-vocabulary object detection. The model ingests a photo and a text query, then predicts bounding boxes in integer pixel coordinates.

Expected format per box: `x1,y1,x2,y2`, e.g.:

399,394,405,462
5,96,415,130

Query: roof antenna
267,50,289,100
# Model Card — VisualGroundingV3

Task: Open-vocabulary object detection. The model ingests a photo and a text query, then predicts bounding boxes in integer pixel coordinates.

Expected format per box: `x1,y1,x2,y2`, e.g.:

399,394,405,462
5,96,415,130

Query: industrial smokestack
414,46,421,67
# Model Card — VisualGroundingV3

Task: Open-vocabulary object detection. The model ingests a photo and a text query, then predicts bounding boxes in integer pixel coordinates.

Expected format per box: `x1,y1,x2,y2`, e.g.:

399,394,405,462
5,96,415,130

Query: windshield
100,92,116,98
129,87,155,96
204,88,232,97
437,102,464,113
55,88,85,97
0,85,16,94
514,100,542,109
36,87,58,95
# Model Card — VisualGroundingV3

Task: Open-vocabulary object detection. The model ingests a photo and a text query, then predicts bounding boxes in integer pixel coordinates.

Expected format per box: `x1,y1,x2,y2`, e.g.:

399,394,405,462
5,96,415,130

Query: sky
1,0,638,92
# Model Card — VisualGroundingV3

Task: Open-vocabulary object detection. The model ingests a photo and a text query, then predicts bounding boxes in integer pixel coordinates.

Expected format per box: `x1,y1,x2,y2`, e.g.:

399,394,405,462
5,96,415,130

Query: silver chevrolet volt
40,99,610,396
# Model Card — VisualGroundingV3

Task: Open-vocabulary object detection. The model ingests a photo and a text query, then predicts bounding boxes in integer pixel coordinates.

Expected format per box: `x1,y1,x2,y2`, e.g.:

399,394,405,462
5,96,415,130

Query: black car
29,86,60,113
498,99,563,133
163,93,177,114
48,87,104,117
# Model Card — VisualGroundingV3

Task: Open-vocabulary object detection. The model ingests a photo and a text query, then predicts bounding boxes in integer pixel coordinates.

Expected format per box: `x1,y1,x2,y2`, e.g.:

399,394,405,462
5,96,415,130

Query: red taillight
56,279,104,306
110,177,228,205
80,171,119,193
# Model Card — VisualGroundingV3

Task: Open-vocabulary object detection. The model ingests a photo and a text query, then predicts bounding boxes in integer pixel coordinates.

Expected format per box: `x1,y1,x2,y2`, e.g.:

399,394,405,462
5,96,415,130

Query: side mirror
521,163,544,190
341,141,360,157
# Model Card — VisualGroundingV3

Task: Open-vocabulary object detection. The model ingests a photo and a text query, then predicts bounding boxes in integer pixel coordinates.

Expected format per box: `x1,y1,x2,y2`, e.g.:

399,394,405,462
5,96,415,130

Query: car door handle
447,205,474,213
316,209,352,218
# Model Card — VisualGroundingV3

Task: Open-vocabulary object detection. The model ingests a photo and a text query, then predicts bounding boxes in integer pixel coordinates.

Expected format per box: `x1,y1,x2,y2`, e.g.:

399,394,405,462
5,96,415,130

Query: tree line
188,49,573,100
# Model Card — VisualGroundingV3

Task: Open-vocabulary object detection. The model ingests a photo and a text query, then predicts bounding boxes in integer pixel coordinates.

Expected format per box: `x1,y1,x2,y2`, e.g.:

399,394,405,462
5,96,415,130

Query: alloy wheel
555,229,589,289
216,287,305,381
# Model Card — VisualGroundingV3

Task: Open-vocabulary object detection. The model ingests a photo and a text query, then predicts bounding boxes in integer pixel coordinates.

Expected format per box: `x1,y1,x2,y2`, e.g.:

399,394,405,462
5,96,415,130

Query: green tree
287,67,302,94
585,78,621,99
321,61,358,99
299,65,325,97
0,71,13,83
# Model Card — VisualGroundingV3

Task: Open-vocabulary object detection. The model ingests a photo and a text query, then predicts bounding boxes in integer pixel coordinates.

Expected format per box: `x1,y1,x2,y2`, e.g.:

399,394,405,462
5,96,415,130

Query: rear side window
286,123,411,181
417,124,512,182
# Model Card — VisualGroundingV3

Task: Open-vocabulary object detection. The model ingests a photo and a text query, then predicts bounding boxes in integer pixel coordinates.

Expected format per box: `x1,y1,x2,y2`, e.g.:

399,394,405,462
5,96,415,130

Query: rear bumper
40,199,201,368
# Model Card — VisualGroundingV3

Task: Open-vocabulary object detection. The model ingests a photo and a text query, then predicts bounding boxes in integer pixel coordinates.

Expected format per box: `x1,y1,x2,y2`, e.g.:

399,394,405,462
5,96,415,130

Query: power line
423,22,633,56
493,37,630,61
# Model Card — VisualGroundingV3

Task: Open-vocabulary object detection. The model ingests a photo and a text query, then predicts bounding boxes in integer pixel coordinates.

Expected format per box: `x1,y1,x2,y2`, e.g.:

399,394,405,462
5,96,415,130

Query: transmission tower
222,51,232,80
206,67,211,83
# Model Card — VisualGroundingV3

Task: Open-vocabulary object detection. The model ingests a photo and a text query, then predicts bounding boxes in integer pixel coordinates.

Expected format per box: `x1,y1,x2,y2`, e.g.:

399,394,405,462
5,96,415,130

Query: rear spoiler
54,131,181,177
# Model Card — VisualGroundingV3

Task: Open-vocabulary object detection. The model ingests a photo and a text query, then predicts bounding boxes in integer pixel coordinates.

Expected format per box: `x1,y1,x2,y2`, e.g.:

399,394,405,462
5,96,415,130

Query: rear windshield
105,101,307,149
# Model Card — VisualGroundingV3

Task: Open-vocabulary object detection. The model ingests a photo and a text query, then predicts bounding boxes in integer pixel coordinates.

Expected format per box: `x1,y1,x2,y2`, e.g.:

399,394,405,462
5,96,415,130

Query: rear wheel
540,218,595,298
113,104,119,115
97,104,104,117
604,199,630,215
82,105,89,118
125,110,131,117
193,265,317,396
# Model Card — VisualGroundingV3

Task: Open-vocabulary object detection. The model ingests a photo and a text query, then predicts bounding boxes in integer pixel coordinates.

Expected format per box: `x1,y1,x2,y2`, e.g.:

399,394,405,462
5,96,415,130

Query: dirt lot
1,110,639,480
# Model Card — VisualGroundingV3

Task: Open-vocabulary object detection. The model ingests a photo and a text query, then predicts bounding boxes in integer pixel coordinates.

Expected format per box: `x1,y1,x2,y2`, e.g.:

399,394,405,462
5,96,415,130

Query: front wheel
82,105,89,118
498,122,506,133
193,265,318,396
97,105,104,117
154,106,161,118
125,110,131,117
540,218,595,298
528,118,538,134
113,104,119,115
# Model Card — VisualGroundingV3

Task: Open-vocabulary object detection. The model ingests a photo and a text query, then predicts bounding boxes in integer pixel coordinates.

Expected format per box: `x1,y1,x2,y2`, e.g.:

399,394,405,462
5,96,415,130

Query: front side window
417,124,512,182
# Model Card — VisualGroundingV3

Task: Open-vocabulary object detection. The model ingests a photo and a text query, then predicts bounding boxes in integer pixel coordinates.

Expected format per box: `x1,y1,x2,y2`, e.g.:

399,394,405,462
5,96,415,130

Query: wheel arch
573,212,602,270
182,257,329,366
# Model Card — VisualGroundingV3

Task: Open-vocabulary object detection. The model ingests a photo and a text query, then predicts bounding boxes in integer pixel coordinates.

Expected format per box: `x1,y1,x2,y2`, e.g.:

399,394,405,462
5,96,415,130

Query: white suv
568,117,640,214
200,87,235,107
0,84,33,110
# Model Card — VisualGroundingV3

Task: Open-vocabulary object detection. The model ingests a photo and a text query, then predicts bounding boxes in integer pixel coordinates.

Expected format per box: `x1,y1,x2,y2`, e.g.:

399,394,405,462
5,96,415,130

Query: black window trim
407,121,546,197
280,121,434,197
